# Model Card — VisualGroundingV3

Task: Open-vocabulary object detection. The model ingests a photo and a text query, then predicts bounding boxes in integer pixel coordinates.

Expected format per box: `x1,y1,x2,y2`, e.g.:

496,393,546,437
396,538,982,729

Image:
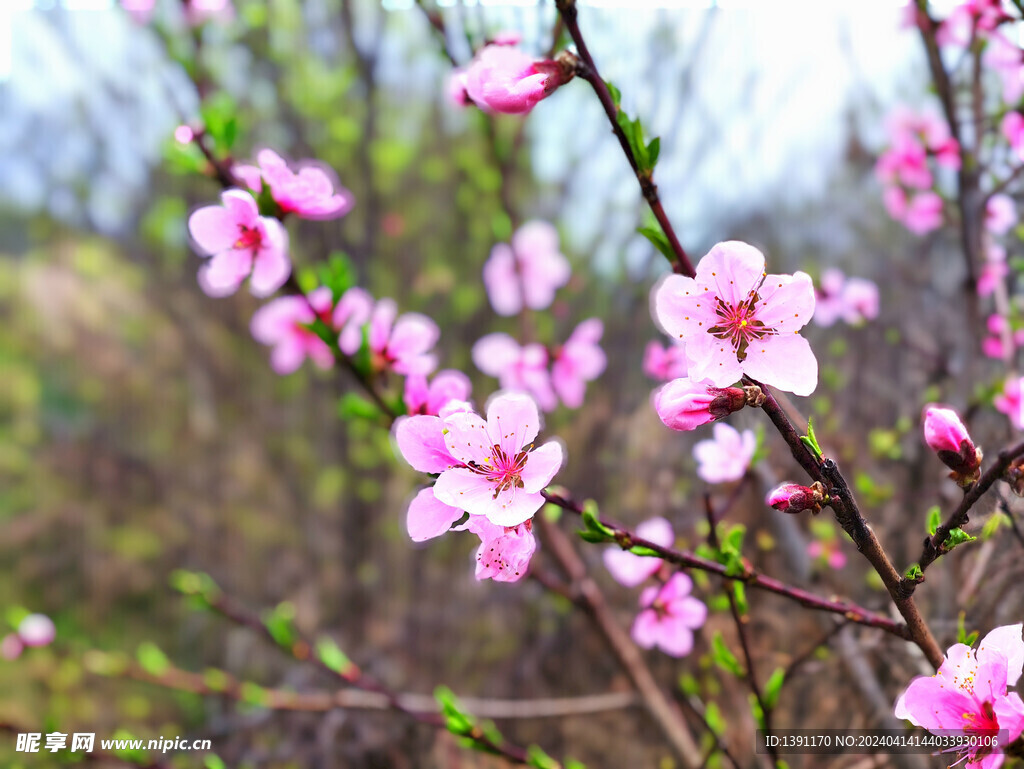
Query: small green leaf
526,744,561,769
136,642,171,677
605,80,622,106
732,582,748,615
578,500,615,542
905,563,923,580
981,511,1009,540
627,545,660,557
316,636,353,677
926,506,941,536
763,667,785,709
338,392,382,422
637,225,675,265
646,136,661,169
240,681,270,706
943,527,976,550
204,756,227,769
800,417,823,461
711,632,745,677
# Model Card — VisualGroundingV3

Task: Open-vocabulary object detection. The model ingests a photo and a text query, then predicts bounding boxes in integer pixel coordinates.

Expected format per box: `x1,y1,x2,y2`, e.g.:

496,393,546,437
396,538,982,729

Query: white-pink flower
251,287,336,374
404,369,472,416
483,221,571,316
235,149,354,220
188,190,290,297
368,299,439,376
603,517,673,587
631,573,707,658
693,423,756,484
18,614,55,648
473,333,557,411
896,624,1024,769
643,341,689,381
986,194,1017,236
433,393,563,526
551,319,606,409
654,241,818,396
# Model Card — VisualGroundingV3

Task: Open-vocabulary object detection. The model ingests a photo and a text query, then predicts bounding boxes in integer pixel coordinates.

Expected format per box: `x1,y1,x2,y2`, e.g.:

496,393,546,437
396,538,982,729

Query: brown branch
703,493,777,768
536,516,704,767
541,491,909,638
553,0,695,277
917,438,1024,573
748,377,943,668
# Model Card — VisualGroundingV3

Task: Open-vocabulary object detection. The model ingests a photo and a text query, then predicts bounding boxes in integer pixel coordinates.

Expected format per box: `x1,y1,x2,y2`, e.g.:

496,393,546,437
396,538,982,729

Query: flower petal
486,392,541,456
697,241,766,306
395,415,455,474
406,488,464,542
520,441,562,493
741,333,818,396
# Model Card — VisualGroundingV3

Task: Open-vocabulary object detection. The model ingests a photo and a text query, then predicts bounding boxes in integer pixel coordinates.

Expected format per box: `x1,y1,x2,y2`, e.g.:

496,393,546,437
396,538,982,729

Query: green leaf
981,511,1009,540
943,527,976,550
240,682,270,706
905,563,923,580
637,225,675,265
605,80,622,107
732,582,748,614
136,642,171,677
646,137,661,169
316,636,353,677
318,252,358,298
578,500,615,542
800,417,823,461
749,693,766,730
926,506,941,536
705,701,726,735
627,545,660,557
204,756,227,769
763,667,785,709
262,602,297,648
435,686,475,737
711,632,744,677
526,744,561,769
338,392,382,422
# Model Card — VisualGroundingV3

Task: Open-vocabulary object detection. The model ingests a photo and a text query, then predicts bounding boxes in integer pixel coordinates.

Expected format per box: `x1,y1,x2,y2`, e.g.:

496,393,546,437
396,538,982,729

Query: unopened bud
923,405,982,486
1005,458,1024,497
766,481,827,515
654,377,747,432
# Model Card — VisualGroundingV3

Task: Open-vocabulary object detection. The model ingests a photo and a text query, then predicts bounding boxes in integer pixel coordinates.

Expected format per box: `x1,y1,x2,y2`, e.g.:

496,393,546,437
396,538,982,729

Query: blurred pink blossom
188,190,290,297
978,246,1008,297
985,32,1024,105
184,0,233,26
1,634,22,661
814,269,879,327
235,149,353,220
643,341,689,381
654,241,817,396
483,221,570,316
368,299,439,376
631,573,707,657
473,333,557,411
250,287,335,374
807,540,846,570
460,44,570,114
603,517,674,587
404,370,472,416
121,0,155,23
996,377,1024,430
1003,112,1024,162
551,319,606,408
986,194,1017,235
18,614,55,648
694,423,756,484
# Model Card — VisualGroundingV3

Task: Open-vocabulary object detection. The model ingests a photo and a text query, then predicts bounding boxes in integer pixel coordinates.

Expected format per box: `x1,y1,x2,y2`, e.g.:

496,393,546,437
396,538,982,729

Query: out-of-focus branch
535,516,704,767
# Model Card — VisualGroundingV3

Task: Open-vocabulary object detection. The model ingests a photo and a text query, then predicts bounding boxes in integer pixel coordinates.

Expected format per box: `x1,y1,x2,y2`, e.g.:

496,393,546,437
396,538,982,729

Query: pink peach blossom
473,333,557,411
462,44,569,114
235,149,353,220
121,0,155,23
331,287,374,356
813,269,879,327
694,423,757,484
18,614,55,648
903,191,944,234
653,378,746,432
996,377,1024,430
603,517,674,587
461,516,536,582
188,189,290,297
643,341,689,381
251,287,335,374
432,393,563,527
367,299,439,376
631,573,707,657
986,194,1017,236
183,0,233,26
978,246,1008,297
551,319,606,408
1,634,22,661
483,221,571,316
1002,112,1024,162
985,32,1024,105
895,624,1024,769
654,241,817,396
404,487,465,543
404,370,472,416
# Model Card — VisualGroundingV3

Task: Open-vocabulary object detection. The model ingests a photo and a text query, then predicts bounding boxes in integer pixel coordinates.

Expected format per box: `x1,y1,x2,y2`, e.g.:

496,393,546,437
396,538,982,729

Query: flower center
467,444,531,499
234,225,263,252
707,288,772,361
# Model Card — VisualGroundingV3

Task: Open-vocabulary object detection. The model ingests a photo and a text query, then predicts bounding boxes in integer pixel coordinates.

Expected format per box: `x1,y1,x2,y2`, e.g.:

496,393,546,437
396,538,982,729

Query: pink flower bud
766,482,826,515
18,614,55,648
653,378,747,432
923,405,982,483
462,45,574,115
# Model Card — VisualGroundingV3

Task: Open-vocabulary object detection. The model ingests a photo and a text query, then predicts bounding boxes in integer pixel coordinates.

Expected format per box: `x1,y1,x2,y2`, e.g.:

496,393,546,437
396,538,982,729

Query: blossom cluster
812,268,879,327
395,393,563,582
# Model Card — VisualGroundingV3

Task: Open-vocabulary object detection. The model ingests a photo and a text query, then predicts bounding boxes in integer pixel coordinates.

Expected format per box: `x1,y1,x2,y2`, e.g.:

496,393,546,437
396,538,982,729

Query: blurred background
1,1,1021,767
